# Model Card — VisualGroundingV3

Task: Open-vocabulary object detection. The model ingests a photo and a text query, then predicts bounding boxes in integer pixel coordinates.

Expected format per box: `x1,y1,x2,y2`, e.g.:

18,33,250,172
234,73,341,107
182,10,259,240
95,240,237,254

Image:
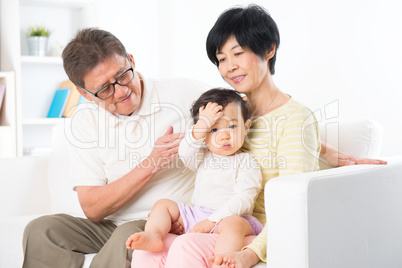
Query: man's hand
145,126,184,173
189,219,216,233
192,102,223,140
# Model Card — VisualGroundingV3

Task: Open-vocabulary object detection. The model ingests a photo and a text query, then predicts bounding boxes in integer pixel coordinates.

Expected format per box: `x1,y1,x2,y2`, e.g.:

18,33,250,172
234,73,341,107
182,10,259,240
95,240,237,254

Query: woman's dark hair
206,4,280,74
191,88,250,124
62,28,127,88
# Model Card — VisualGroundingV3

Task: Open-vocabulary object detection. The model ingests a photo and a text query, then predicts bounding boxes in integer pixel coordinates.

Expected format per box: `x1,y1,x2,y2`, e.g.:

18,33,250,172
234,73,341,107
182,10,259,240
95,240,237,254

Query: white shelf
0,126,16,158
23,146,52,156
21,56,62,64
0,0,97,157
0,72,17,157
23,118,65,126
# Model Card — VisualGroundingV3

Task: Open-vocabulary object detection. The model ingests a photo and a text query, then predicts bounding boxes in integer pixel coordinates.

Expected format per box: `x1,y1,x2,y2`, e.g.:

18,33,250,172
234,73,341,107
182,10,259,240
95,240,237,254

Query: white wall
97,0,402,156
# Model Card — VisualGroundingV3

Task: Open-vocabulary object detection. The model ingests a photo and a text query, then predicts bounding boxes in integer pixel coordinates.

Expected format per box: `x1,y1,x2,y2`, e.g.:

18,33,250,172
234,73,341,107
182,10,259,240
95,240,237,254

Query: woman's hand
189,219,216,233
208,248,260,268
320,141,387,167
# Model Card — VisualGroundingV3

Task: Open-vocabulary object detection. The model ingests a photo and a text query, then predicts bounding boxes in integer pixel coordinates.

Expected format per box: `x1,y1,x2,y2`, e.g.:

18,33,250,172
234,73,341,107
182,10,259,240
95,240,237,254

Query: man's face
78,53,142,116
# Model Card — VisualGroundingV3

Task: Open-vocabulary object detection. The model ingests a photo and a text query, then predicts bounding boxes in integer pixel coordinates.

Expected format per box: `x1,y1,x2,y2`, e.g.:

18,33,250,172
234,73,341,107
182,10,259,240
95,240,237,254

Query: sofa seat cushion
0,215,45,268
48,120,85,217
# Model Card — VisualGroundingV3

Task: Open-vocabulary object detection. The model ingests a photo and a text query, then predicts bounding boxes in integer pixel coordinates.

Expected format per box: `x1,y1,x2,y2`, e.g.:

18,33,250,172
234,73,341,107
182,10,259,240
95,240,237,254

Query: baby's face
204,102,251,156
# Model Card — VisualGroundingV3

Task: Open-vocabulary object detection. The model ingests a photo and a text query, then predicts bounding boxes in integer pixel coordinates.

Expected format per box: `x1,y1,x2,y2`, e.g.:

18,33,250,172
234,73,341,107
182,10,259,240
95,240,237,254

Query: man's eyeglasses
82,56,135,100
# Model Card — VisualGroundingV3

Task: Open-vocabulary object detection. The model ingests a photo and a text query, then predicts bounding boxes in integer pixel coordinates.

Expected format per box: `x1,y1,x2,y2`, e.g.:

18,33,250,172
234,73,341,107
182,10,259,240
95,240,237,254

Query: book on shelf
47,80,87,119
61,80,81,117
0,84,5,112
47,88,71,118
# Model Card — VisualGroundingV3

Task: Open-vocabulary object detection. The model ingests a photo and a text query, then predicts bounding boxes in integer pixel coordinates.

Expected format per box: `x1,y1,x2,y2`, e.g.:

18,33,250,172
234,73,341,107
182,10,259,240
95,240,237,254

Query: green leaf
28,26,52,37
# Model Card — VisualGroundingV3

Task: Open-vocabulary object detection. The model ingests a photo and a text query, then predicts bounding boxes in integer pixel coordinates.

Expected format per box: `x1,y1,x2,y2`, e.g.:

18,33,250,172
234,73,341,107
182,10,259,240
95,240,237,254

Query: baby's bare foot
125,232,164,251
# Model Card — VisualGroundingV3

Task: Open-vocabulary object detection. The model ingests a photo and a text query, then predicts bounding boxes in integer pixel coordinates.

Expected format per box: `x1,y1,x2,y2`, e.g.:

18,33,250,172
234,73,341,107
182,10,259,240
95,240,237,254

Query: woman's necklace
252,88,279,117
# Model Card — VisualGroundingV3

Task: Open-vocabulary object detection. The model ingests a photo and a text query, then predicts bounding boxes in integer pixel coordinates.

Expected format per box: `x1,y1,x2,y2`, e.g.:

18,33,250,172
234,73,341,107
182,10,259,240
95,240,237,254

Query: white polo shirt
68,75,209,225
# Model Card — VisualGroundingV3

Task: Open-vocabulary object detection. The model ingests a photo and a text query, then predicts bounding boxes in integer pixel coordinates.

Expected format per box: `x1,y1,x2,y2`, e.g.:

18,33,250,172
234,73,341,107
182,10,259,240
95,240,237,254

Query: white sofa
1,118,402,268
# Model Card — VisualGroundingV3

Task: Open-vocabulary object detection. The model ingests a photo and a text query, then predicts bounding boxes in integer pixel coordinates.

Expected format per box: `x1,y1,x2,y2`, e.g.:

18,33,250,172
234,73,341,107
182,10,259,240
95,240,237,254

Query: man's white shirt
68,75,209,225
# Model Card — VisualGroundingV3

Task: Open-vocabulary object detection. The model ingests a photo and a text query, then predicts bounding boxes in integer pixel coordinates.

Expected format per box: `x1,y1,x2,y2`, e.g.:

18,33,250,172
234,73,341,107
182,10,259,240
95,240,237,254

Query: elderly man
22,28,208,268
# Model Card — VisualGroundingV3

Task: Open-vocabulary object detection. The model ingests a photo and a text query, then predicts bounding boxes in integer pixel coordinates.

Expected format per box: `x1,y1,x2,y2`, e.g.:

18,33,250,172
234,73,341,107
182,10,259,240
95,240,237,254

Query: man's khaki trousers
22,214,146,268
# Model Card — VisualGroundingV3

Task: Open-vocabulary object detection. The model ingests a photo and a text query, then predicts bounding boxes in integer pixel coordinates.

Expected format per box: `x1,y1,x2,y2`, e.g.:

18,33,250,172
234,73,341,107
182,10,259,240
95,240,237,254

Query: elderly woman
132,4,386,268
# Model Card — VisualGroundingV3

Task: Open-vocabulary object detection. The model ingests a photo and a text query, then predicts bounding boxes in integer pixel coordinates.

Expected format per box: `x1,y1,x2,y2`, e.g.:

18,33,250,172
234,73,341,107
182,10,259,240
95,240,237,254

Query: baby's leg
213,215,252,255
126,199,182,251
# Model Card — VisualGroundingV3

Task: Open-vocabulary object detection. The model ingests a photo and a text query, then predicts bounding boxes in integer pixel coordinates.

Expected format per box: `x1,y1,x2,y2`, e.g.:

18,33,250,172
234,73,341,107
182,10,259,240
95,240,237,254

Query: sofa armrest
0,155,51,217
265,161,402,268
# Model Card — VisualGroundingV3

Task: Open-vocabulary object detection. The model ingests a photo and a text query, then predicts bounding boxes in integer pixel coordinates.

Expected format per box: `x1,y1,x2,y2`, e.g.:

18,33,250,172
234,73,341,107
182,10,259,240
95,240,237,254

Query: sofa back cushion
48,119,86,217
318,118,383,169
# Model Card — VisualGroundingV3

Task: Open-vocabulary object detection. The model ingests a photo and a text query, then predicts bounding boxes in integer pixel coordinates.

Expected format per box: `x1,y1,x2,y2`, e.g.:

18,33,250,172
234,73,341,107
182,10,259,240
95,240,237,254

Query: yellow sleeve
276,107,321,175
244,105,321,263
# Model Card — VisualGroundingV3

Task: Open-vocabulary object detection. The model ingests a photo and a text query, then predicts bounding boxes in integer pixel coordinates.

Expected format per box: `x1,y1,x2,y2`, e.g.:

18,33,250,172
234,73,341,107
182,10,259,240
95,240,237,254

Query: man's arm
320,141,387,167
76,126,183,222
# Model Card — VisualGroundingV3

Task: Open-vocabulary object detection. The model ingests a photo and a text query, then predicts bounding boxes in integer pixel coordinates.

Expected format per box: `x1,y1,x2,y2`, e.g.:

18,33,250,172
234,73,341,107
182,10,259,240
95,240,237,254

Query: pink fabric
132,233,179,268
132,233,256,268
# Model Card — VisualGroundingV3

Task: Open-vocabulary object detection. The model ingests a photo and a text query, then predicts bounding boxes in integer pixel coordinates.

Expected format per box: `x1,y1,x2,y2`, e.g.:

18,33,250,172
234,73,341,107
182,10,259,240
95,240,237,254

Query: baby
126,88,263,256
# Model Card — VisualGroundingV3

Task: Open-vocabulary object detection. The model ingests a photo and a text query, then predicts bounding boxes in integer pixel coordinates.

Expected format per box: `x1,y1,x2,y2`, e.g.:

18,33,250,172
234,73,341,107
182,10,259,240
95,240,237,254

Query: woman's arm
240,224,267,264
243,106,322,263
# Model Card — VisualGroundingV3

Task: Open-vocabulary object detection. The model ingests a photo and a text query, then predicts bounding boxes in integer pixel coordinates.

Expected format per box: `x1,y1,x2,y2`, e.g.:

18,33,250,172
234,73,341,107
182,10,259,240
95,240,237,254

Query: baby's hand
189,219,216,233
198,102,223,129
193,102,223,140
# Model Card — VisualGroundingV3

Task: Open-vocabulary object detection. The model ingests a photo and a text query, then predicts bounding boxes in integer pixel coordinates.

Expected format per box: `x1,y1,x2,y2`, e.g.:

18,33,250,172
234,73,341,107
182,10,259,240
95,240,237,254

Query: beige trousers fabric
22,214,146,268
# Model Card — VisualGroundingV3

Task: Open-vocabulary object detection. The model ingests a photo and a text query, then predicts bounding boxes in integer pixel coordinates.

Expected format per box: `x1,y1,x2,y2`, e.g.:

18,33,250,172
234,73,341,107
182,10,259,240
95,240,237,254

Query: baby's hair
191,88,250,124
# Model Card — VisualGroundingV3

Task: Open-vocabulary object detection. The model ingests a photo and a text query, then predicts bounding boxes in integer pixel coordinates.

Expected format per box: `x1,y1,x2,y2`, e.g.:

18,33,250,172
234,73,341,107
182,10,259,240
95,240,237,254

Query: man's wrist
139,157,161,174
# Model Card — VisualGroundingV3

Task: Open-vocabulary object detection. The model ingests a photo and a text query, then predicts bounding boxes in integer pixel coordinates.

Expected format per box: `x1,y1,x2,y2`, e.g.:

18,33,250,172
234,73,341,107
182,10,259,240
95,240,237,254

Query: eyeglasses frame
80,55,135,100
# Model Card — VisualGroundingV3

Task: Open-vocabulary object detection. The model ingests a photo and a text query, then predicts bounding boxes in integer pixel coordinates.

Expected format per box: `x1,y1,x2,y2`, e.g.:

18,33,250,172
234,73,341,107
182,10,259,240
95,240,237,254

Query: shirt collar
135,74,161,116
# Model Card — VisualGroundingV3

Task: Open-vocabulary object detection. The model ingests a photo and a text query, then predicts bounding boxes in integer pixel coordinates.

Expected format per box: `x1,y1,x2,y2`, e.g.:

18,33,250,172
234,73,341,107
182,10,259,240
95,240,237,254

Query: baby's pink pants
132,233,255,268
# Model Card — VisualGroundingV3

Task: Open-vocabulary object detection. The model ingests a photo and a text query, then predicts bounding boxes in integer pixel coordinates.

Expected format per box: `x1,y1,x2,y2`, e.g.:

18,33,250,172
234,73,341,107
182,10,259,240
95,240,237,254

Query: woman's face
216,36,270,94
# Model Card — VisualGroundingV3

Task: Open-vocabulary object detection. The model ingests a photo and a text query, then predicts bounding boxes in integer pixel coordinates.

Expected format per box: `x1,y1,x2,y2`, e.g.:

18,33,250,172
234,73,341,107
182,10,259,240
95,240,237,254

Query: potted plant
26,26,52,56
